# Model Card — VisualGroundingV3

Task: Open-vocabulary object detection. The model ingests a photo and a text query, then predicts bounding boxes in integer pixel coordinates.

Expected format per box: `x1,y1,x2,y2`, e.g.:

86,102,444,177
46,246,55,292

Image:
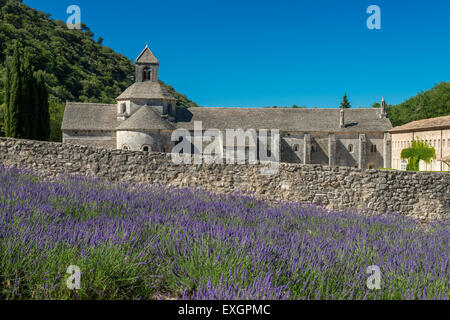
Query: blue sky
24,0,450,108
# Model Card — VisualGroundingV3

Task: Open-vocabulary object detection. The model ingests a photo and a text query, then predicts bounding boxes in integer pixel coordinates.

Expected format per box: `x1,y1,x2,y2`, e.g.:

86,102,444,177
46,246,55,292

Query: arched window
143,66,152,81
120,103,126,114
371,145,377,153
348,144,354,153
122,145,129,151
311,144,317,153
142,145,151,152
293,144,299,152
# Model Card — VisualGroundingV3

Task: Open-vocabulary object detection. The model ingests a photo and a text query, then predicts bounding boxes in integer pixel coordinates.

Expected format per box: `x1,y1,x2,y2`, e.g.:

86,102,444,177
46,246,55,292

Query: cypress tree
22,56,35,139
36,71,50,141
340,92,351,109
7,43,22,138
3,63,11,136
4,43,50,141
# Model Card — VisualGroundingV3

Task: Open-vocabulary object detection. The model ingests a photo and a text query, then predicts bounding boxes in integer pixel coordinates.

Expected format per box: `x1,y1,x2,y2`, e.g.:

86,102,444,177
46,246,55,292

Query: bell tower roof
135,44,159,65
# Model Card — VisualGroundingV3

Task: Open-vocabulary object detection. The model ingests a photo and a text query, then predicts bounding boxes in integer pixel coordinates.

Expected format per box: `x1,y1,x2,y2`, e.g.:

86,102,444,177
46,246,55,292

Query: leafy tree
340,93,351,109
400,139,435,171
372,82,450,127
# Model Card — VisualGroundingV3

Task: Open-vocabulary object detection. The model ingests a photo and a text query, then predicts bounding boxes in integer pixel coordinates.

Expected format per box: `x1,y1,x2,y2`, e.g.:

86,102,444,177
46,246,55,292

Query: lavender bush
0,166,448,300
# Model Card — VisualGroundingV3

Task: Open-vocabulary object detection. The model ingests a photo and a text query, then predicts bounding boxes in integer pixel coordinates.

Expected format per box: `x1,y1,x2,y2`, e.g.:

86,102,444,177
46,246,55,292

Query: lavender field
0,166,448,300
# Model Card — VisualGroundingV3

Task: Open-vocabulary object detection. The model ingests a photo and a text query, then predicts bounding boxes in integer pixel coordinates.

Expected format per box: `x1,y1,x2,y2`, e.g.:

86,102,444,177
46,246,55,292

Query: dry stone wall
0,138,448,220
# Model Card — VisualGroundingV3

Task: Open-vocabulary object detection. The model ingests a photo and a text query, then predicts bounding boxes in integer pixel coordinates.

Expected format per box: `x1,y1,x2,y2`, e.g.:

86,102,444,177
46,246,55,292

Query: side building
62,44,393,169
389,115,450,171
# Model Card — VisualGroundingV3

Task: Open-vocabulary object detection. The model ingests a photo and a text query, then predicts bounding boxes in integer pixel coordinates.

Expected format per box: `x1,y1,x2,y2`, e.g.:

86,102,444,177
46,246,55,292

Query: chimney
340,108,345,128
380,96,386,119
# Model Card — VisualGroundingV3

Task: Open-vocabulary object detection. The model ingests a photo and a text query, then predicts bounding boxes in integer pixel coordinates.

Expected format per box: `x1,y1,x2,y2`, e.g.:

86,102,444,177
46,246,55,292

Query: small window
311,144,317,153
120,103,126,114
371,145,377,153
293,144,299,152
142,145,151,152
348,144,354,153
122,145,129,151
163,145,168,153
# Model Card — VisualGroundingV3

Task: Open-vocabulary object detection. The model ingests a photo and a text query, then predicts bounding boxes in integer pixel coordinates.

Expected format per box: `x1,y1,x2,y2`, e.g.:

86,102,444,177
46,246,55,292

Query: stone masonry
0,138,448,221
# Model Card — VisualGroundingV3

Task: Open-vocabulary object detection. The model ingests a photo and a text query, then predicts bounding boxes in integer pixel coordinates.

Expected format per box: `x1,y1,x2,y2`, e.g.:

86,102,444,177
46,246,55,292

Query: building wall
116,130,173,152
62,130,116,149
281,132,386,169
0,137,448,221
391,129,450,171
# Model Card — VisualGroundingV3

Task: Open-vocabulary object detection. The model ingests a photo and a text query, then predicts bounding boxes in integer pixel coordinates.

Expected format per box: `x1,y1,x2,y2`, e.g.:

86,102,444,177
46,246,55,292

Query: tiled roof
61,103,120,131
135,45,159,64
116,81,176,101
62,103,392,133
389,115,450,133
175,107,393,132
116,106,175,131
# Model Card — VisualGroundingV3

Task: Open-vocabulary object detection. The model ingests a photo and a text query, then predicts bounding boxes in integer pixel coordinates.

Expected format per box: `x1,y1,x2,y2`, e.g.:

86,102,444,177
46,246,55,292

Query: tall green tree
3,42,50,140
22,55,36,138
35,70,50,141
340,93,351,109
5,42,22,138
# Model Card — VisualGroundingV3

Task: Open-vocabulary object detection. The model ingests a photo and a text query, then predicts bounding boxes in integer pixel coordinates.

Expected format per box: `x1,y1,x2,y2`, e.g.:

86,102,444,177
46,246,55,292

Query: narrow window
120,103,126,114
348,144,354,153
142,145,150,152
293,144,299,152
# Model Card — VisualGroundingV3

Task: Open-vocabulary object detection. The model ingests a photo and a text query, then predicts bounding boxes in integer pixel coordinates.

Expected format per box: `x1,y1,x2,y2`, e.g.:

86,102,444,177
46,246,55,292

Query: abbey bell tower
135,44,159,82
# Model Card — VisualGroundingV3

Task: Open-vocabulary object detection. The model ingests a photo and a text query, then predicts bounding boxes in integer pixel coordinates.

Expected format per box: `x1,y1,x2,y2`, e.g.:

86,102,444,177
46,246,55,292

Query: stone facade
0,138,448,221
389,116,450,171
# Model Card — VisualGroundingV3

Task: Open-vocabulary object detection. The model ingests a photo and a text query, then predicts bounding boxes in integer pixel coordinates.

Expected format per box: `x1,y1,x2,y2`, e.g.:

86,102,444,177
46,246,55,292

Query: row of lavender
0,166,448,299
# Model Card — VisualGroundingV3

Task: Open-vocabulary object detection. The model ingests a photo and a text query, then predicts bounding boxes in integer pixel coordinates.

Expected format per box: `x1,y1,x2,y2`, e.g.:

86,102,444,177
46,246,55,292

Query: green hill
0,0,198,140
386,82,450,127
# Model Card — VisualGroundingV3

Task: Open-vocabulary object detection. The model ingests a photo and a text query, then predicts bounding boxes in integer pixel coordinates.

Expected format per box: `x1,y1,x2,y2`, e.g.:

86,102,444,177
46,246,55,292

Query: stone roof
389,115,450,133
175,107,393,132
135,45,159,64
116,81,176,101
62,103,392,133
116,106,175,131
62,103,120,131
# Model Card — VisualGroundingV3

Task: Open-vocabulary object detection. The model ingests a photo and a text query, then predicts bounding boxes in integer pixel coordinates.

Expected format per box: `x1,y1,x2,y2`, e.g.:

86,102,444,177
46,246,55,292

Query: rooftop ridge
66,102,115,106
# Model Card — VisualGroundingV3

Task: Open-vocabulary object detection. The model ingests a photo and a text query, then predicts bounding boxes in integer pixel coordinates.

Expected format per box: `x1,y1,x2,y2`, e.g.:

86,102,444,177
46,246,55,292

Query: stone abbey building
62,45,393,169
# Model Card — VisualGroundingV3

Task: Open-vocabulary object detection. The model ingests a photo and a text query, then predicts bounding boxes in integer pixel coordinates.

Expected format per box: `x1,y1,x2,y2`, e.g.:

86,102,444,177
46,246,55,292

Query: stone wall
0,138,448,220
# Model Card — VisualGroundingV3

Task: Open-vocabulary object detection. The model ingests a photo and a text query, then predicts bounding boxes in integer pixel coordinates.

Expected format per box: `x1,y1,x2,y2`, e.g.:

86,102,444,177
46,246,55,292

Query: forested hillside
0,0,198,140
386,82,450,127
